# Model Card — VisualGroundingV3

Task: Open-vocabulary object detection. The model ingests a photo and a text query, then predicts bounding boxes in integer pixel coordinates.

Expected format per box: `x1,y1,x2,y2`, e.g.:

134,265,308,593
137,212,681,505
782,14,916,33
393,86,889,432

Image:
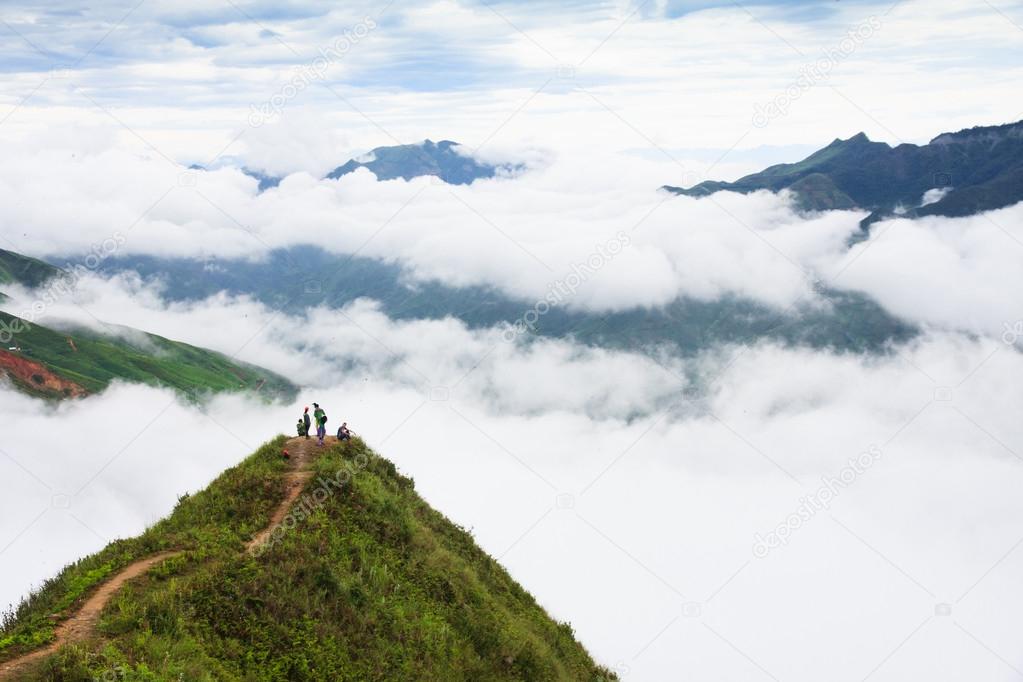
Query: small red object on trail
282,449,290,459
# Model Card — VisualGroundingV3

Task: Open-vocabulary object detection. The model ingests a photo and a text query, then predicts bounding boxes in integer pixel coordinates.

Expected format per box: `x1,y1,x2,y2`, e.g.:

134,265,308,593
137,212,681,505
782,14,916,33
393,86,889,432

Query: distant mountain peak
664,118,1023,221
325,139,524,185
825,132,886,151
187,139,525,191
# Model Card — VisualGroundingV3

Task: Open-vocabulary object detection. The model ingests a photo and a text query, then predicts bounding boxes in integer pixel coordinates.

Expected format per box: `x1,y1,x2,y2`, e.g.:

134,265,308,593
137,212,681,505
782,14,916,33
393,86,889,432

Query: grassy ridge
1,438,614,680
0,250,63,289
665,120,1023,218
0,247,296,401
0,436,293,662
0,311,296,401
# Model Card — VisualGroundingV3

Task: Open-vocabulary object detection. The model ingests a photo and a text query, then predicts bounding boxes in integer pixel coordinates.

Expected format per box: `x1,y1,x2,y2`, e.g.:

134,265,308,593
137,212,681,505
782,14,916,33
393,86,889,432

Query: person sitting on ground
337,422,352,441
296,418,307,438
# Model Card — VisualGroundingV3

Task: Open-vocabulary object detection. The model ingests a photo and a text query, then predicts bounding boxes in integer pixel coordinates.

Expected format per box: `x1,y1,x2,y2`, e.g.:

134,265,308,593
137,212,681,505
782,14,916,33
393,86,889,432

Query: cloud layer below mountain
2,278,1023,680
0,1,1021,679
2,137,1022,340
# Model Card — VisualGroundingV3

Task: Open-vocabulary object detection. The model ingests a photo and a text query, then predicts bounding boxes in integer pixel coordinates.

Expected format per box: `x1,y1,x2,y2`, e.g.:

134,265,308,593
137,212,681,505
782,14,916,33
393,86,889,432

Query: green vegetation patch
2,437,615,681
0,250,64,289
0,436,291,663
0,311,296,402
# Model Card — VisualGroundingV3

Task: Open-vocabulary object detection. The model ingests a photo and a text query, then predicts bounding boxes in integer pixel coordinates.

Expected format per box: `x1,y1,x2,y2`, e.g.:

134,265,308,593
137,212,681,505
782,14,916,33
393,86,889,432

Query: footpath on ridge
0,436,324,680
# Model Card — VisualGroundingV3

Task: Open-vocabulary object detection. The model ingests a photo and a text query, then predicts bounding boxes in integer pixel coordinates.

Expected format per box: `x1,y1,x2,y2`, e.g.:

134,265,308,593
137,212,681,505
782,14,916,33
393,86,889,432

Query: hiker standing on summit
313,403,327,446
302,407,311,440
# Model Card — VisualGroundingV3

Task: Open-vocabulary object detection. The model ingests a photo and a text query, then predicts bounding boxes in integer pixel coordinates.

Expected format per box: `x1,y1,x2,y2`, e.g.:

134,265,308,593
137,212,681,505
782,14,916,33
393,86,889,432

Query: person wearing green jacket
313,403,327,445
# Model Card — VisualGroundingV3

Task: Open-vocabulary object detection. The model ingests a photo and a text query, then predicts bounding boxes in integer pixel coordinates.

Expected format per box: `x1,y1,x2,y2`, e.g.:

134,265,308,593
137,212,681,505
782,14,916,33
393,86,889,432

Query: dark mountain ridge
664,119,1023,224
325,139,521,185
96,246,916,359
192,140,520,192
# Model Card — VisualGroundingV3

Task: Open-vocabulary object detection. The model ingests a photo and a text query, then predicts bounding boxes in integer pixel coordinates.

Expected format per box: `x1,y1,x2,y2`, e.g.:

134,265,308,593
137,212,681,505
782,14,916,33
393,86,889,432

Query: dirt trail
0,436,325,680
0,552,180,679
246,437,318,552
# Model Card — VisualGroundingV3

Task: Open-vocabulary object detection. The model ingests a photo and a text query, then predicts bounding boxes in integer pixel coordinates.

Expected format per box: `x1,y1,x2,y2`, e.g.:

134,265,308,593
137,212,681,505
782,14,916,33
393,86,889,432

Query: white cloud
827,207,1023,336
0,0,1021,166
1,317,1021,681
0,137,857,313
0,2,1022,679
1,275,690,418
921,187,951,207
3,134,1022,340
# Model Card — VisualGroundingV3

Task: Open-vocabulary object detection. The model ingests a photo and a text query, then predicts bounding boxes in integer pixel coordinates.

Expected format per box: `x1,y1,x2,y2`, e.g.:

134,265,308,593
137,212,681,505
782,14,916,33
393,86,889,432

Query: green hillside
0,311,296,401
0,249,64,290
0,437,614,681
0,248,296,401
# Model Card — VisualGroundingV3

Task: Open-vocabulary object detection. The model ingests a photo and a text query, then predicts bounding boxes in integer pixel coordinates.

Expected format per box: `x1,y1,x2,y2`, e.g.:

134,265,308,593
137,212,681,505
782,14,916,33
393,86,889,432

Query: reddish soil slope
0,349,86,398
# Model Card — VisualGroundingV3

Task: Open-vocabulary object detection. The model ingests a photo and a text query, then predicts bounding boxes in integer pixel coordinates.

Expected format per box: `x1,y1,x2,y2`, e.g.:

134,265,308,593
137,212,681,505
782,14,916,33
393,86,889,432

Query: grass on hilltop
1,437,616,681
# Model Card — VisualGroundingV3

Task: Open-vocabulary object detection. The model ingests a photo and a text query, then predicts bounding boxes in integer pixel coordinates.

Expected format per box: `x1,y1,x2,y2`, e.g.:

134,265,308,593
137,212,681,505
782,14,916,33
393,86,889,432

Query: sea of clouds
2,265,1023,680
2,134,1022,338
1,127,1022,678
1,0,1022,677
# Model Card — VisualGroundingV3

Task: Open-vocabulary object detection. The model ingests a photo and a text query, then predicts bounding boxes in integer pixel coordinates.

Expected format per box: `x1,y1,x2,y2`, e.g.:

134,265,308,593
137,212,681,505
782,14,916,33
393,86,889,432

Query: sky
0,0,1021,174
1,1,1023,680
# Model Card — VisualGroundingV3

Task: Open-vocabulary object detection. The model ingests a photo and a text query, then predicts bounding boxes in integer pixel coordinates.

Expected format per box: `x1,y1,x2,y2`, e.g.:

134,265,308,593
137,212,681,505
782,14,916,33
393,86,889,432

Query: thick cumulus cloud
826,208,1023,336
2,135,1022,338
0,136,849,313
1,308,1021,681
0,3,1022,680
0,276,690,418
